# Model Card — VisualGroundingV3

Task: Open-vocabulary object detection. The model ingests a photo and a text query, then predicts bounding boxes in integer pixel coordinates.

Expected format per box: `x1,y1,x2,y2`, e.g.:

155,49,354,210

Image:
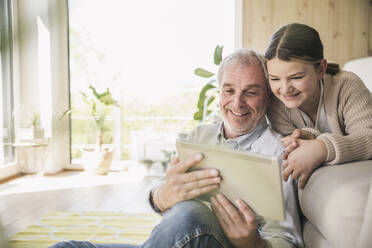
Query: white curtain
16,0,70,173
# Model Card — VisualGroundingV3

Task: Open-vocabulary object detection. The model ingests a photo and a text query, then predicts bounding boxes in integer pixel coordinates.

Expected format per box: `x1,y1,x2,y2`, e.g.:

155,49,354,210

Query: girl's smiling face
266,57,326,112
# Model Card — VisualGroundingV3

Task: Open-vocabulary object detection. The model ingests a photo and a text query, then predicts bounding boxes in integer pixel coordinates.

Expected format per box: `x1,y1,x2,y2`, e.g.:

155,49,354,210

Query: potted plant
63,85,122,174
193,45,224,122
15,106,45,144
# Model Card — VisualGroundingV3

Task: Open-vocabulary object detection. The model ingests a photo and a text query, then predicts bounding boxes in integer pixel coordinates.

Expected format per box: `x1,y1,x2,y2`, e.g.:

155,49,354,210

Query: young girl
265,23,372,189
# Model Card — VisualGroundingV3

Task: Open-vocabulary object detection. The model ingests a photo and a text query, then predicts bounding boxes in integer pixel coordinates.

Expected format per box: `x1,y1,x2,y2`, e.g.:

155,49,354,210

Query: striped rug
10,211,161,248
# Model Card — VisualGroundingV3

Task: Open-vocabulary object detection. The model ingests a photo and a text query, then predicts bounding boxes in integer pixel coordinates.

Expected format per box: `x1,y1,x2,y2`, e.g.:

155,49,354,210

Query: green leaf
193,110,203,121
214,45,223,65
88,86,122,108
59,108,74,120
89,85,100,99
206,96,215,107
79,91,90,105
194,109,213,121
194,68,214,78
197,84,216,109
99,92,117,106
194,82,218,121
92,101,96,114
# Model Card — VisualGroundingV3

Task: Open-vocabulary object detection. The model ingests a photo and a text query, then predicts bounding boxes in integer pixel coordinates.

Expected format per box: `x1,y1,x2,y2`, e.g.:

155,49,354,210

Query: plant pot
16,127,45,143
13,142,49,174
81,146,115,175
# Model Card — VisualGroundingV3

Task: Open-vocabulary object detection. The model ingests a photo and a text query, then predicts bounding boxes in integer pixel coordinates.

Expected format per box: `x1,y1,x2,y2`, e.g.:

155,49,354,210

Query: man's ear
317,59,327,80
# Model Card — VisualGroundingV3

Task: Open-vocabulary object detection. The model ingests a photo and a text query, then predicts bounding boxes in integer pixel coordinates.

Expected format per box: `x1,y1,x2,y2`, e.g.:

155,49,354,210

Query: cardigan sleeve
317,73,372,164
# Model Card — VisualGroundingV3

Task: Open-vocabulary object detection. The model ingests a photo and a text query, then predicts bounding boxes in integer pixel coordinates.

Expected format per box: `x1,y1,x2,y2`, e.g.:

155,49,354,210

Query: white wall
343,57,372,92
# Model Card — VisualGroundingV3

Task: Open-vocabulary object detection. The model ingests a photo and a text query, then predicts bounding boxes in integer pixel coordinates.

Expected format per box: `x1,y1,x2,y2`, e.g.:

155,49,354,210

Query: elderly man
50,50,303,248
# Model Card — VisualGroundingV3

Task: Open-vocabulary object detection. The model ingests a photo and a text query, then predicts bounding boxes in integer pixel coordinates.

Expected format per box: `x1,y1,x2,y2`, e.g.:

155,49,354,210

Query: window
0,0,15,166
68,0,237,161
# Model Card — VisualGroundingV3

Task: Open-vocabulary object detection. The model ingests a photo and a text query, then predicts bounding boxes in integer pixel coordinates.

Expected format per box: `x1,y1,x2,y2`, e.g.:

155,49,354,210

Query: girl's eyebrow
268,71,306,78
288,72,306,77
268,74,279,78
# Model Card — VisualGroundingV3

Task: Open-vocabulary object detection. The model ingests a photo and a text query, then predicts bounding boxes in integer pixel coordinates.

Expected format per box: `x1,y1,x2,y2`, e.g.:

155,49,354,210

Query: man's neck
222,118,266,140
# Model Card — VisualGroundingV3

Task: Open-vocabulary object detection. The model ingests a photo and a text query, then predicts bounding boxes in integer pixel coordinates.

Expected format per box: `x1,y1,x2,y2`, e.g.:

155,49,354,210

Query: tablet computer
176,139,285,221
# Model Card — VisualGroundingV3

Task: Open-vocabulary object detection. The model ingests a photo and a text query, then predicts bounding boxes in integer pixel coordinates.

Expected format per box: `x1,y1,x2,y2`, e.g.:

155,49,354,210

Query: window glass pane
68,0,235,160
0,0,15,166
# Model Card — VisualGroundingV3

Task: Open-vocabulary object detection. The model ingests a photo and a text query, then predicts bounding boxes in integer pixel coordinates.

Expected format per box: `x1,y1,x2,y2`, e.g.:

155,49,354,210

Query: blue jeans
49,200,232,248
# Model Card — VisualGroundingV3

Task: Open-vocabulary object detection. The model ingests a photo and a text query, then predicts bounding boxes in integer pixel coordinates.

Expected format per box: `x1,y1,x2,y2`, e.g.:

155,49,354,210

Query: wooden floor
0,165,162,238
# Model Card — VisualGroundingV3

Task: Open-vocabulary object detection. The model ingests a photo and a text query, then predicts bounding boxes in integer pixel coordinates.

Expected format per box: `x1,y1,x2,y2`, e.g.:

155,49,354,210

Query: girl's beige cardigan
267,71,372,164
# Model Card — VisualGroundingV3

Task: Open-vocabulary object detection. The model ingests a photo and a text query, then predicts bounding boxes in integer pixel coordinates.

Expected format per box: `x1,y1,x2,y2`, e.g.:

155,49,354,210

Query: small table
13,142,49,174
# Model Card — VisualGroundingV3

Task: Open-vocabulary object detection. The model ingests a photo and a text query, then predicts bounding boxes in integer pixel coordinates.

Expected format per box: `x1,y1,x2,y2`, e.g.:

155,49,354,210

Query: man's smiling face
219,61,269,139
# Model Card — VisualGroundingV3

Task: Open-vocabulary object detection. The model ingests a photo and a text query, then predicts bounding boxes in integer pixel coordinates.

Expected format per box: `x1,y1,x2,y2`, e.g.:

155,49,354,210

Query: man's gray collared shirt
189,119,284,160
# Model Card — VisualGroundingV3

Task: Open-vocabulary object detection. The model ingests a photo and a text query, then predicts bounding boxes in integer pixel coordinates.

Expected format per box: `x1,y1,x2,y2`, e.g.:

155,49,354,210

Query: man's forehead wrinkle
221,72,266,89
222,83,262,90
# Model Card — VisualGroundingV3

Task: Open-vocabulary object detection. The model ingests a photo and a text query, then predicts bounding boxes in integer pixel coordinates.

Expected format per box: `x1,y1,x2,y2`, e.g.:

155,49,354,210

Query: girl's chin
283,101,301,109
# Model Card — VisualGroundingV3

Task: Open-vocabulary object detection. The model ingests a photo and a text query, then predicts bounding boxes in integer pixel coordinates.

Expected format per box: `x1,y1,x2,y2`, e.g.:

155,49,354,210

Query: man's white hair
217,49,269,88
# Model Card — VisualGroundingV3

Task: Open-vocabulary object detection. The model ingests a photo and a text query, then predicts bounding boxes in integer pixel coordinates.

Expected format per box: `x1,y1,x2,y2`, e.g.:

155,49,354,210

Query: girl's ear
317,59,327,80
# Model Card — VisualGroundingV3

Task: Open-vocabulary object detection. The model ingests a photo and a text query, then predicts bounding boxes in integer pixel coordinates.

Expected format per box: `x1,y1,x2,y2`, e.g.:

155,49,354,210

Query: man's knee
49,240,92,248
166,200,215,226
49,241,67,248
159,200,225,239
144,200,228,248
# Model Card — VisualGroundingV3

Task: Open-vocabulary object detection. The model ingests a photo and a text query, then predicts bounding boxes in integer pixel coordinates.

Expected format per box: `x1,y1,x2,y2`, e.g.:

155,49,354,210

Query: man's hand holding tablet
152,153,222,212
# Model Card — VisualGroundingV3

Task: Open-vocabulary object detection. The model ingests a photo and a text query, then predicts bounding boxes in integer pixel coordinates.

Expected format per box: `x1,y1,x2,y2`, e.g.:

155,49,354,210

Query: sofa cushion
356,175,372,248
299,160,372,248
303,221,332,248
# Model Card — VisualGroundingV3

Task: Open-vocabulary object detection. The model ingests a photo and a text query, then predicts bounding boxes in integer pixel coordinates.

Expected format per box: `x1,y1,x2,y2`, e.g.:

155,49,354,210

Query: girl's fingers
280,136,293,147
299,173,311,189
285,141,299,154
282,152,289,160
291,168,301,180
291,129,302,139
282,163,294,182
282,160,289,170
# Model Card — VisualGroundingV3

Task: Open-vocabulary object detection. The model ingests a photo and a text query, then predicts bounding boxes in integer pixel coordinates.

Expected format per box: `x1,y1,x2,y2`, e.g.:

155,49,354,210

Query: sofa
299,159,372,248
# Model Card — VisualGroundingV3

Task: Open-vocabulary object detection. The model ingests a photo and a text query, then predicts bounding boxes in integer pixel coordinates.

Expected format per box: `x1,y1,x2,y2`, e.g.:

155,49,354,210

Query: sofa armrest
299,160,372,248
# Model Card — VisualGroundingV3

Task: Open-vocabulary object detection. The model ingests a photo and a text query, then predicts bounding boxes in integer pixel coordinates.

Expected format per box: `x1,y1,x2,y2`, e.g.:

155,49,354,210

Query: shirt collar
217,118,268,150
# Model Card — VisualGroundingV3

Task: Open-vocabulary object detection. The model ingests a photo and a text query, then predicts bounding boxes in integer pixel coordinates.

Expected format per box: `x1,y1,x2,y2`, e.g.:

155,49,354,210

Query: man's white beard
222,116,254,138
